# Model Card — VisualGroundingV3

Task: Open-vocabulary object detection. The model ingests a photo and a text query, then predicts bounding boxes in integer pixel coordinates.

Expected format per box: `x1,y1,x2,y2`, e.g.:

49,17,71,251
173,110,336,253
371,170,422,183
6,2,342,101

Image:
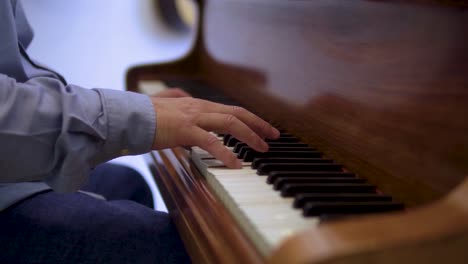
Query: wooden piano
126,0,468,263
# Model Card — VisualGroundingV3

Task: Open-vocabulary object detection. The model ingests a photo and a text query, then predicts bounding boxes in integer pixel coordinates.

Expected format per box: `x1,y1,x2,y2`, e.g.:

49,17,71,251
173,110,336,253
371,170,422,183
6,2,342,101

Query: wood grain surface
127,0,468,262
129,0,468,206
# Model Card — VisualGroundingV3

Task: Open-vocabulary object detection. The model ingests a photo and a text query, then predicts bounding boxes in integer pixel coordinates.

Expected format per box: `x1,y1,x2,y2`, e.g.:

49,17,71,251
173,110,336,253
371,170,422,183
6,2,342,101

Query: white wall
21,0,194,211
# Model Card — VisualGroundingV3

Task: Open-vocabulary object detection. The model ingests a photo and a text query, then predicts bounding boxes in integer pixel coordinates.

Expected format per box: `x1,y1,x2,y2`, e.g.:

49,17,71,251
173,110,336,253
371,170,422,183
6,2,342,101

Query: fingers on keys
196,113,268,153
185,98,280,169
190,126,242,169
229,105,280,140
198,100,280,139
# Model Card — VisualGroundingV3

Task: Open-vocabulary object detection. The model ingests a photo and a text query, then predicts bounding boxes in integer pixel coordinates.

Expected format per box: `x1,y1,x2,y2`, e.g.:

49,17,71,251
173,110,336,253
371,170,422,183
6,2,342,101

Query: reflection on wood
129,0,468,205
127,0,468,263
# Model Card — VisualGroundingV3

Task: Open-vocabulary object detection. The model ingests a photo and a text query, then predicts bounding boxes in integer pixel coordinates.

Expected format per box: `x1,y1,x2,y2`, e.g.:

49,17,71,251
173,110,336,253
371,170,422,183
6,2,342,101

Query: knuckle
191,98,204,107
223,114,237,131
231,105,246,115
181,97,195,106
205,135,219,147
250,131,258,140
258,120,269,132
180,113,194,126
183,99,200,115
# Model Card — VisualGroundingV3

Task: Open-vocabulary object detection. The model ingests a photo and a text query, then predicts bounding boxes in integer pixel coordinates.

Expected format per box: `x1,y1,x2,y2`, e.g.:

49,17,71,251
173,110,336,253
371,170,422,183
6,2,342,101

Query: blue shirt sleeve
0,73,156,192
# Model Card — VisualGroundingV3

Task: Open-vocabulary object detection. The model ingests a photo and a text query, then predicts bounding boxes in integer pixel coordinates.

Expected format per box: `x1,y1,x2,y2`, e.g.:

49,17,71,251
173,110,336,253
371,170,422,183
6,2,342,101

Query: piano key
273,177,366,190
318,214,355,222
210,131,223,139
212,172,289,205
192,146,215,159
238,146,316,159
190,136,404,256
210,176,287,209
302,201,405,216
226,136,241,147
225,134,300,147
223,134,232,145
203,159,228,168
243,150,323,162
293,193,393,208
251,158,334,169
257,163,343,175
267,171,356,184
273,132,293,137
265,137,300,143
203,165,319,255
281,183,376,197
233,142,309,153
233,143,247,153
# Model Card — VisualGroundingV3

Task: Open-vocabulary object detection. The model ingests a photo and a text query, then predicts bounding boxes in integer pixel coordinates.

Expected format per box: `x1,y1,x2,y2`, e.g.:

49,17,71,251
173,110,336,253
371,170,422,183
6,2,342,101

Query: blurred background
22,0,196,211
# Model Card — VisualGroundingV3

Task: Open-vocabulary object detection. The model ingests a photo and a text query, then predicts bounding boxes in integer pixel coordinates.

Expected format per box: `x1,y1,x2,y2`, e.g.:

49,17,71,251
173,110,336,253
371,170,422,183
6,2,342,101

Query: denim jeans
0,163,190,264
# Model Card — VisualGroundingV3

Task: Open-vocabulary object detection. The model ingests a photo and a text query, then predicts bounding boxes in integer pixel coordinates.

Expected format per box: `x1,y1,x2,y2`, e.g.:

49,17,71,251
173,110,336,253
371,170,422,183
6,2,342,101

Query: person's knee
110,166,154,208
93,163,143,185
85,163,154,208
97,201,189,263
0,193,189,263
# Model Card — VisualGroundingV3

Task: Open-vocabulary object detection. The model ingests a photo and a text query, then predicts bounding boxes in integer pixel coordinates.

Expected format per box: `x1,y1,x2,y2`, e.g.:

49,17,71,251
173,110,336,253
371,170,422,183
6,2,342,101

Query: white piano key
203,159,225,167
192,147,319,256
191,147,214,159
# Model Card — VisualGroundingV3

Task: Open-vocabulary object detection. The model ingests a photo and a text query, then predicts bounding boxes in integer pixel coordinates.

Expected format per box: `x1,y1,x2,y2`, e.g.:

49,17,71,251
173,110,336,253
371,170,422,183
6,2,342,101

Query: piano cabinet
126,0,468,263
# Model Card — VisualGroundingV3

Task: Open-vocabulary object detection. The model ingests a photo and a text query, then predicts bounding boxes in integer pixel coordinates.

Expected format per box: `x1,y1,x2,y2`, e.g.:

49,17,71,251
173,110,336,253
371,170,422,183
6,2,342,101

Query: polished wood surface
146,148,263,263
129,0,468,206
127,0,468,263
269,178,468,264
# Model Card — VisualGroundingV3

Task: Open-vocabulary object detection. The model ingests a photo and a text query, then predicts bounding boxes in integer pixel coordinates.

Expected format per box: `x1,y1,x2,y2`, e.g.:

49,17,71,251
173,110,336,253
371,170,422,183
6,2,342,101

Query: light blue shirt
0,0,156,210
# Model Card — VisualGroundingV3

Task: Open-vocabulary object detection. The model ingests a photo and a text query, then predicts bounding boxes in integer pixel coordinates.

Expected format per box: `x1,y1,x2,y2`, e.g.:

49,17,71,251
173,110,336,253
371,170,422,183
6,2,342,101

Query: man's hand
153,88,191,98
151,97,280,169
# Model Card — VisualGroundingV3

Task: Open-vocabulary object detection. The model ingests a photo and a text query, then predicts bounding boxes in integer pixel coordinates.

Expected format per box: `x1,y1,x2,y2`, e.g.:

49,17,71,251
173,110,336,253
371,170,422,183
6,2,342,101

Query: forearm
0,74,155,192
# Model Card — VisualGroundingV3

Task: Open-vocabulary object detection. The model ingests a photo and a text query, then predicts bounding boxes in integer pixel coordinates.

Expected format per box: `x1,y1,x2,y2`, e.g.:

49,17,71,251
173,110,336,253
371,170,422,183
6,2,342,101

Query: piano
126,0,468,263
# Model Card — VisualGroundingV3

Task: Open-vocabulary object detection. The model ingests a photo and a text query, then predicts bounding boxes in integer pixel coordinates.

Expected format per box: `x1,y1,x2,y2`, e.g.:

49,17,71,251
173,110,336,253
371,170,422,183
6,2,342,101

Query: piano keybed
191,132,404,256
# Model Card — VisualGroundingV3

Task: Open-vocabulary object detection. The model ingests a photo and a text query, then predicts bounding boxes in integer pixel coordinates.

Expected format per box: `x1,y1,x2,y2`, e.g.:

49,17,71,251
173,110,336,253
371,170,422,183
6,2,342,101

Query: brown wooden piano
126,0,468,263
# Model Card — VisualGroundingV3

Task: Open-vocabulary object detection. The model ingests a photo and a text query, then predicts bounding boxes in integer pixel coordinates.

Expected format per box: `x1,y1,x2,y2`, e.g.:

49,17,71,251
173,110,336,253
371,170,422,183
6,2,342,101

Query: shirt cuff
95,89,156,158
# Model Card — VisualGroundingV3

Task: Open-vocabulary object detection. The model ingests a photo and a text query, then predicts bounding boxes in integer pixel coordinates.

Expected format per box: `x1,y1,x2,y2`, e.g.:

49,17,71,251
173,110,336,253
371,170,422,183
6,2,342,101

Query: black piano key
224,134,299,147
274,134,297,138
273,177,366,190
267,171,356,184
233,142,247,153
223,134,231,145
265,137,300,143
302,201,404,216
281,183,376,197
251,158,333,169
257,163,342,175
233,142,309,153
238,146,316,159
318,214,352,223
276,132,293,137
268,142,309,147
293,193,393,208
237,146,250,158
227,137,241,147
243,150,322,162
